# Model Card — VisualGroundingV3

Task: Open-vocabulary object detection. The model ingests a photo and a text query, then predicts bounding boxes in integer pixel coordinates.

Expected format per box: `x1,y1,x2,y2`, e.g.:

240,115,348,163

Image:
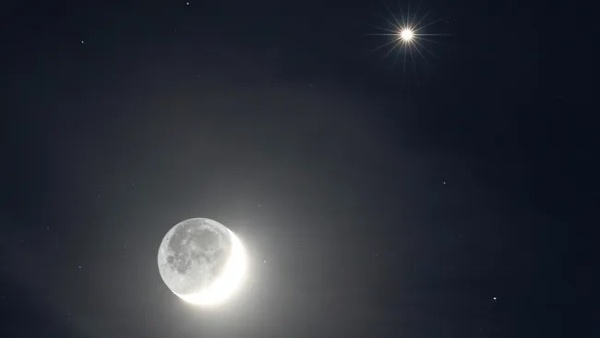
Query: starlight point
399,28,414,42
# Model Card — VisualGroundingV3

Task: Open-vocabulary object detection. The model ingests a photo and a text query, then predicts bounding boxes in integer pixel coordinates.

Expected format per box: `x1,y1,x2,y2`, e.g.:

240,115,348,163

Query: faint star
81,40,85,44
492,296,497,301
78,265,82,269
443,181,447,185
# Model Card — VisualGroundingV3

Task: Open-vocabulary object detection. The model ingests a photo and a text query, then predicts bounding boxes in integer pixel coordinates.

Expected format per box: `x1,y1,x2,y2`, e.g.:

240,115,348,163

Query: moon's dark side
158,218,233,296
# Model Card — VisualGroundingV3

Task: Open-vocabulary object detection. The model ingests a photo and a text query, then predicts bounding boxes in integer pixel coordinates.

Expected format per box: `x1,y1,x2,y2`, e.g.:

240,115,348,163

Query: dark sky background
1,0,597,337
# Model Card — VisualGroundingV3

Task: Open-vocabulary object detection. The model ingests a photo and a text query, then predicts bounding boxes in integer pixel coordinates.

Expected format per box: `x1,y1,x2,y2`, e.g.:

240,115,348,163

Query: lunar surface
157,218,247,306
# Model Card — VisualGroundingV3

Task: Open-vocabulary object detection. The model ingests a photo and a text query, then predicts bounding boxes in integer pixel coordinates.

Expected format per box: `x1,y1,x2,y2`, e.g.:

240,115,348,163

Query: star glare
369,5,449,72
399,28,414,42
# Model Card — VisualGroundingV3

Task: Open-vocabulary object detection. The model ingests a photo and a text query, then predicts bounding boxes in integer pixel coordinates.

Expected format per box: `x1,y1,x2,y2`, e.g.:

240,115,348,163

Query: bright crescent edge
174,229,247,306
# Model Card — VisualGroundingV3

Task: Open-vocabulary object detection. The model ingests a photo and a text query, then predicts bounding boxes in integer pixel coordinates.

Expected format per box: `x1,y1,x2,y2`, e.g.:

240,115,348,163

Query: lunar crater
158,218,235,297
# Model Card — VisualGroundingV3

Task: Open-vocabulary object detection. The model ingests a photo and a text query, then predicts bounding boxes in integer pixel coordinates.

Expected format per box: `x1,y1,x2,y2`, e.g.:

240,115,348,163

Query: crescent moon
175,229,248,306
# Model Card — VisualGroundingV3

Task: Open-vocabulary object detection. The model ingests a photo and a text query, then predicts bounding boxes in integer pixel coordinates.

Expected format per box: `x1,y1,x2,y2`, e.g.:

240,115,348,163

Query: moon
157,218,247,306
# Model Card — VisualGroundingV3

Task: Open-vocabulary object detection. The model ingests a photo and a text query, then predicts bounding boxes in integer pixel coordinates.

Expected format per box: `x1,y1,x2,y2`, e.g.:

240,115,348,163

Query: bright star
400,28,414,42
368,4,450,73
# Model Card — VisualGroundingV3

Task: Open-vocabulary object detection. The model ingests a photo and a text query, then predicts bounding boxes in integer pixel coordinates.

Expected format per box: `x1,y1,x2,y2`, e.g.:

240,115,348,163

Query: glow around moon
157,218,248,307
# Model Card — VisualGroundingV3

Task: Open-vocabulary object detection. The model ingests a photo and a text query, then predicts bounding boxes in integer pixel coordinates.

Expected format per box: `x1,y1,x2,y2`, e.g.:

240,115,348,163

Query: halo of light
176,229,248,306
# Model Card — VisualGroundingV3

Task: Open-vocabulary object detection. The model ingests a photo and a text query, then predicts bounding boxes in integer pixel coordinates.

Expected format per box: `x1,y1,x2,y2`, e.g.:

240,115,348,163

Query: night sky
1,0,597,337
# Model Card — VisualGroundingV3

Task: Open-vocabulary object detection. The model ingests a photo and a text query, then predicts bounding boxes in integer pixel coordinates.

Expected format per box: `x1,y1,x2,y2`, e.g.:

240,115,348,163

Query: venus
157,218,247,306
399,28,414,42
